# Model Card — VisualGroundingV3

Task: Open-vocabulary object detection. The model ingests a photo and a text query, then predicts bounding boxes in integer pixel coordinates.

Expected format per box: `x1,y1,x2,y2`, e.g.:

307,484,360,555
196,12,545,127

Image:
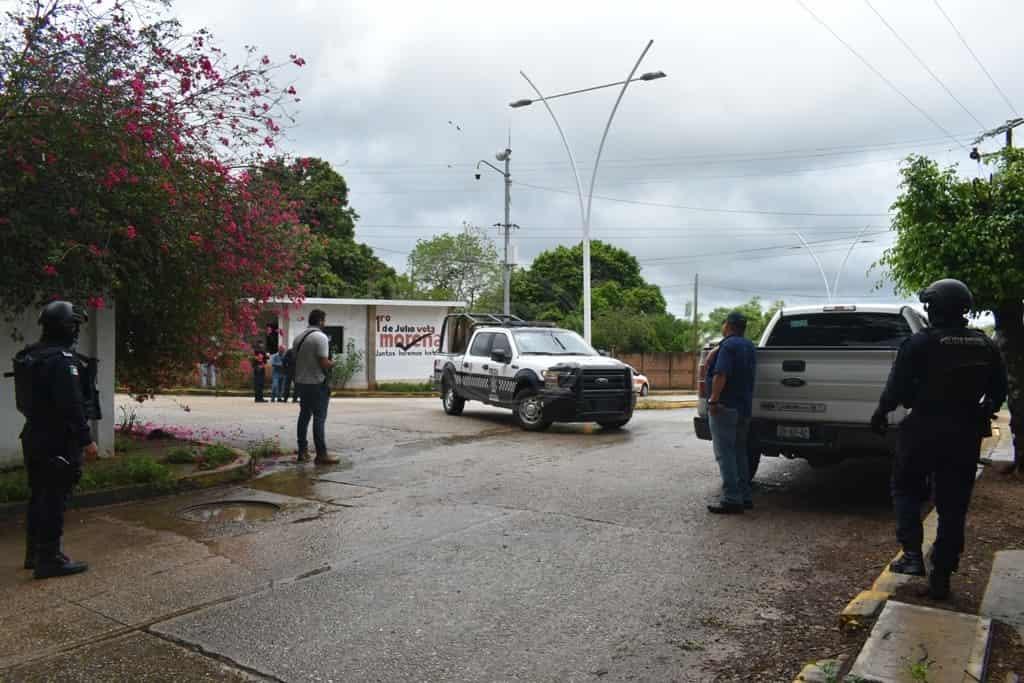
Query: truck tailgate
754,348,904,425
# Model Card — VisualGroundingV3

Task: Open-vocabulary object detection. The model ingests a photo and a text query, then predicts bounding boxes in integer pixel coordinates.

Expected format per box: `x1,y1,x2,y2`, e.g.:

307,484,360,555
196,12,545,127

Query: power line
513,180,890,217
794,0,968,152
339,132,973,173
634,231,891,265
358,223,885,231
863,0,986,130
932,0,1019,117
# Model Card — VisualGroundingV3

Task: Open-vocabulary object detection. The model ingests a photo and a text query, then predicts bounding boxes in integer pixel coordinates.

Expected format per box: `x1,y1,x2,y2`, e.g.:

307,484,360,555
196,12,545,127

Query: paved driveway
0,396,896,681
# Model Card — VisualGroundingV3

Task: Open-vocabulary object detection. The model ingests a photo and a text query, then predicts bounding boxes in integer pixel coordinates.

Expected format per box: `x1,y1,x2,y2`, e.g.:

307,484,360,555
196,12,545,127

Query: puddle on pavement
246,470,376,504
178,501,281,523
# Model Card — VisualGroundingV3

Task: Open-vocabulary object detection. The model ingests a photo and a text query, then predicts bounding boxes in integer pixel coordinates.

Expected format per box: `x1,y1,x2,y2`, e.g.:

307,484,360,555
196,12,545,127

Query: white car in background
628,366,650,396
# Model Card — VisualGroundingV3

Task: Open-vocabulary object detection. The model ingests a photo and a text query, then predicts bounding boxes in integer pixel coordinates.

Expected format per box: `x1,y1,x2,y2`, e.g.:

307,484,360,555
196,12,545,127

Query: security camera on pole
476,147,516,316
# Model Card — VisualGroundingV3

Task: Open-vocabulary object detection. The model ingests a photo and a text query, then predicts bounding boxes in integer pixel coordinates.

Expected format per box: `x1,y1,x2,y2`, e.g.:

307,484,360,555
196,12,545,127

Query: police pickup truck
432,313,635,431
694,304,928,477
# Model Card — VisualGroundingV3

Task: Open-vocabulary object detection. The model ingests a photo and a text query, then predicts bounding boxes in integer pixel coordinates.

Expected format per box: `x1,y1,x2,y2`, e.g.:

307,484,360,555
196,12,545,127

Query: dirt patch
701,491,897,681
888,468,1024,679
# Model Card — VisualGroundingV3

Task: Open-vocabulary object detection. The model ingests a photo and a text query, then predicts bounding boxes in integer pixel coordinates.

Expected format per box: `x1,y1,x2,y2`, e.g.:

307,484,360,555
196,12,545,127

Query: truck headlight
543,369,573,387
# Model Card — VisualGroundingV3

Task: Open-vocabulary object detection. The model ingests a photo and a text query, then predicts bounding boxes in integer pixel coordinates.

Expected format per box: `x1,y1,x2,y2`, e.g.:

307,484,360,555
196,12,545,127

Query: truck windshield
765,313,912,347
512,330,597,355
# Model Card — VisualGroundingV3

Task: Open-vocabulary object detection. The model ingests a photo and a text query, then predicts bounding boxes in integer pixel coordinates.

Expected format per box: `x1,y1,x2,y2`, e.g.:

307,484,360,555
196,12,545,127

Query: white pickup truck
432,313,635,431
694,304,928,476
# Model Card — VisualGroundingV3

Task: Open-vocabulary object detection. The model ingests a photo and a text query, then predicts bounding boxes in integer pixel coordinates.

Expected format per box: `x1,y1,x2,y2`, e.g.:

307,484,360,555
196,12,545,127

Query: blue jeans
296,382,330,456
271,369,285,401
709,406,752,506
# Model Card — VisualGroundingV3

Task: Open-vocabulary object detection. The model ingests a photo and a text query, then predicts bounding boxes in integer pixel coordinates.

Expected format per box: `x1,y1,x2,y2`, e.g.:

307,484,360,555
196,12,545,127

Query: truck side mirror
598,349,610,357
491,349,512,364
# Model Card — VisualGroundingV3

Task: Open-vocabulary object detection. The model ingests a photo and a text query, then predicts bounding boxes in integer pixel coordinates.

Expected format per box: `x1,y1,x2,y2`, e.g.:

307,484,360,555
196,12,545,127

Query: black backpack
6,345,102,420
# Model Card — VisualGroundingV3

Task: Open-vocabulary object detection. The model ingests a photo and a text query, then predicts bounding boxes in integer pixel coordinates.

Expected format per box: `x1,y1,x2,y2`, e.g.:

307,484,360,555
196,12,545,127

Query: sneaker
296,451,311,464
314,453,341,465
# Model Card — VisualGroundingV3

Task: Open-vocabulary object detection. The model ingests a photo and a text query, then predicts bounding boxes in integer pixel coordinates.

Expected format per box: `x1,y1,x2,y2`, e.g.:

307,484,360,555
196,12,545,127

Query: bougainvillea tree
0,0,313,393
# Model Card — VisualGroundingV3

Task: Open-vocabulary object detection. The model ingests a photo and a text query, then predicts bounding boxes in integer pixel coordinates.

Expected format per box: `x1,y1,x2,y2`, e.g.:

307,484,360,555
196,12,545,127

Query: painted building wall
0,304,116,468
272,300,458,388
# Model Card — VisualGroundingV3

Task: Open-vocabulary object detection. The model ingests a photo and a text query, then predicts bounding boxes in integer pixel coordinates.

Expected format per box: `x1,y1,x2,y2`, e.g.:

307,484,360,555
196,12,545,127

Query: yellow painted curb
840,590,893,629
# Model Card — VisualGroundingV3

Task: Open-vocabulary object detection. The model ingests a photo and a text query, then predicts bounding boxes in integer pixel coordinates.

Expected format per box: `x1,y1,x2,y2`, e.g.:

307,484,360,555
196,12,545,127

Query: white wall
272,301,453,387
372,305,447,383
0,303,115,468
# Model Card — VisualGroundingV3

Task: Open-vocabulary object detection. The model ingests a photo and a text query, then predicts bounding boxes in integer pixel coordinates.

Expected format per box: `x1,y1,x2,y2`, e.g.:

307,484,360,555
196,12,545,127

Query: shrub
330,339,364,389
249,438,284,461
165,447,197,464
0,469,30,504
78,457,174,492
198,443,237,470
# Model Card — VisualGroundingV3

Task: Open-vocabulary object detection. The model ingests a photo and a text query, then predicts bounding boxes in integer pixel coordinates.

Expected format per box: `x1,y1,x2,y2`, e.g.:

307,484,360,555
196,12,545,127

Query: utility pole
970,117,1023,160
692,273,699,390
476,147,516,315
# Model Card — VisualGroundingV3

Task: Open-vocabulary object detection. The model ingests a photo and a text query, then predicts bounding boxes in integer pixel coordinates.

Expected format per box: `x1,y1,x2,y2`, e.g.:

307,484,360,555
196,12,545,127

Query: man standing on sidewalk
706,311,757,514
291,309,339,464
872,278,1007,599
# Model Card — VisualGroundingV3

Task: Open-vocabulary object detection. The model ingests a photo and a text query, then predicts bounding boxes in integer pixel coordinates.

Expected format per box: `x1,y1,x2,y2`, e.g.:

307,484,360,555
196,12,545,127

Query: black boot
926,570,951,600
23,532,35,570
33,543,88,580
890,549,927,576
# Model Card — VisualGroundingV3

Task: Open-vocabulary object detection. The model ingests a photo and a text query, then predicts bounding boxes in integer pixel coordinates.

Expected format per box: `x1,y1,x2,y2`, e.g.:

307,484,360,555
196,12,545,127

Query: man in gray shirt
291,309,338,464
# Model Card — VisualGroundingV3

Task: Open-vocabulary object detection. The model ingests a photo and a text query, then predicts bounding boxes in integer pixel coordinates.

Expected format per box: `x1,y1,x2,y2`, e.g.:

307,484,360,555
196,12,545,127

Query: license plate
777,425,811,440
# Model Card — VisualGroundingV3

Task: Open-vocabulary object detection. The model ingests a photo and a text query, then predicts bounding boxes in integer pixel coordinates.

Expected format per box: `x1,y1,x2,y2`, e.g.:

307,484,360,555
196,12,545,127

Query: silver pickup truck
694,304,928,477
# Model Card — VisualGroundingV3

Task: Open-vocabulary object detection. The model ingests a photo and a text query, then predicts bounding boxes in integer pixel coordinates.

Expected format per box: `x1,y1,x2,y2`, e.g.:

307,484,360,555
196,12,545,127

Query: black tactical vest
912,327,997,416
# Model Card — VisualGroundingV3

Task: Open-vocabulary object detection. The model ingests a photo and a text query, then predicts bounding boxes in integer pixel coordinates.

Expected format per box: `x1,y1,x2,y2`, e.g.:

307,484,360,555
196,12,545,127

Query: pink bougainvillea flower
124,225,138,239
87,296,106,309
42,265,58,277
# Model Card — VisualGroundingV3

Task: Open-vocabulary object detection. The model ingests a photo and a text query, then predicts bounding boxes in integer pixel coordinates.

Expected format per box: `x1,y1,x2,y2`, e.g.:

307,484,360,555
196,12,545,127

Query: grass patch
0,469,30,504
79,456,174,492
248,438,284,461
374,381,434,392
114,432,140,454
165,446,197,464
198,443,236,470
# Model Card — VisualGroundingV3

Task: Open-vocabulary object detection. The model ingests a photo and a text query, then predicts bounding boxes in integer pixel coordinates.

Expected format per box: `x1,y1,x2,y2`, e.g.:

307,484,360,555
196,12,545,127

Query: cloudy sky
174,0,1022,319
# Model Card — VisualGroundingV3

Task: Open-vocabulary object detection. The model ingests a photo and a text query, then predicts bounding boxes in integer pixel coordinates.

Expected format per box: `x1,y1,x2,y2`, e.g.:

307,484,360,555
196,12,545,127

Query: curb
636,399,697,410
0,447,251,519
138,388,438,399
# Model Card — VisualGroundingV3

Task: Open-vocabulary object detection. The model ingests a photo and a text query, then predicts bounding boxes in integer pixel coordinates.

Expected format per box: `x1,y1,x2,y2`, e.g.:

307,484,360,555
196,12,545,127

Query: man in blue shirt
707,311,758,514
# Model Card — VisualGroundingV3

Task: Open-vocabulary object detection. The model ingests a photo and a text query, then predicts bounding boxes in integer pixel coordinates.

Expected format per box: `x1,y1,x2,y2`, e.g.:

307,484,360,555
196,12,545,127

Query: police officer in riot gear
871,279,1007,599
18,301,97,579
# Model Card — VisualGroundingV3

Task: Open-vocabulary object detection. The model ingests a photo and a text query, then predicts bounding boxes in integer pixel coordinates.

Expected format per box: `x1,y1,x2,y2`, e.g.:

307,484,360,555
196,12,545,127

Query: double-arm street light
510,40,666,344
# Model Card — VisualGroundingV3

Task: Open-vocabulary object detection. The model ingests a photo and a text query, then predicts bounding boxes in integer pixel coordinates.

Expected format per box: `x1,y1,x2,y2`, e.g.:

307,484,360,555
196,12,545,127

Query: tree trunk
993,299,1024,470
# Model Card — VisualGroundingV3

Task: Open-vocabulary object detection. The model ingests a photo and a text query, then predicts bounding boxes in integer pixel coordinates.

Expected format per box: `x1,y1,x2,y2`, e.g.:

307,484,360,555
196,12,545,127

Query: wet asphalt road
0,396,896,682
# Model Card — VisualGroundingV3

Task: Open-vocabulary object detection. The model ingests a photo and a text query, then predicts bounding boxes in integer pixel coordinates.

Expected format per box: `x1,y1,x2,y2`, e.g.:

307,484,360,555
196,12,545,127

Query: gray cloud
173,0,1021,318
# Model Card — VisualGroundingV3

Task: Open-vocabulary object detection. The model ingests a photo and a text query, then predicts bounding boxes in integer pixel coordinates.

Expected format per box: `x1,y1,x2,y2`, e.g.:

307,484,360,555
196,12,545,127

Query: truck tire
441,375,465,416
639,383,649,396
514,387,552,432
747,443,762,482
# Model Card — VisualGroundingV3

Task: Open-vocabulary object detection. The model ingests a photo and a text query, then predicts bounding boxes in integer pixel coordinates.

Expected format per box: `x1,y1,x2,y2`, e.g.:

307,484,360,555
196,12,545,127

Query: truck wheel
598,418,631,430
639,384,649,397
442,376,465,416
514,387,552,432
747,444,762,482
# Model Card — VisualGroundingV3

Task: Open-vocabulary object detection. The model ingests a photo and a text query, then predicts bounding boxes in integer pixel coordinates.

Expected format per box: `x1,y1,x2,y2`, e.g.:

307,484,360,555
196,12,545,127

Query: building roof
268,298,466,308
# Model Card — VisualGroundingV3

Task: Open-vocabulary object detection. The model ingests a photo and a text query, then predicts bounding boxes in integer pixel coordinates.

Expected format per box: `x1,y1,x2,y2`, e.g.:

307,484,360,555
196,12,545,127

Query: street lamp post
793,231,833,303
476,148,514,315
511,41,665,344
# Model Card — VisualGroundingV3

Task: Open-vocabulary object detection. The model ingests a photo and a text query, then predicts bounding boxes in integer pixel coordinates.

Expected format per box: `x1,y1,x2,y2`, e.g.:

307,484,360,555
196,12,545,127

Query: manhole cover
178,500,280,523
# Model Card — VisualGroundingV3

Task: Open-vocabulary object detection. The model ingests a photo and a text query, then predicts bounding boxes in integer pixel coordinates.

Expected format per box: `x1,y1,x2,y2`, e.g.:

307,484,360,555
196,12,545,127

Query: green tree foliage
406,228,501,307
879,151,1024,465
255,157,401,298
700,298,784,345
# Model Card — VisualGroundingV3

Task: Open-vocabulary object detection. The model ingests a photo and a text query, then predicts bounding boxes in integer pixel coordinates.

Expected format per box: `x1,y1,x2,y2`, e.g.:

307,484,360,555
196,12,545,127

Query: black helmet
38,301,88,341
919,278,973,318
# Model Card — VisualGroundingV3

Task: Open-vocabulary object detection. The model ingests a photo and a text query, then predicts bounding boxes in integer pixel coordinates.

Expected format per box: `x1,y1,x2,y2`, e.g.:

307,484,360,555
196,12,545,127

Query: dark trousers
296,382,330,456
22,440,77,549
253,368,265,401
892,415,981,573
282,374,294,401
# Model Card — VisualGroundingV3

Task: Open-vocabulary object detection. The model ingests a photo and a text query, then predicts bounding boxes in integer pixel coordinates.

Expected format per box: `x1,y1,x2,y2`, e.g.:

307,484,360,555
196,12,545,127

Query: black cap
724,311,747,327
